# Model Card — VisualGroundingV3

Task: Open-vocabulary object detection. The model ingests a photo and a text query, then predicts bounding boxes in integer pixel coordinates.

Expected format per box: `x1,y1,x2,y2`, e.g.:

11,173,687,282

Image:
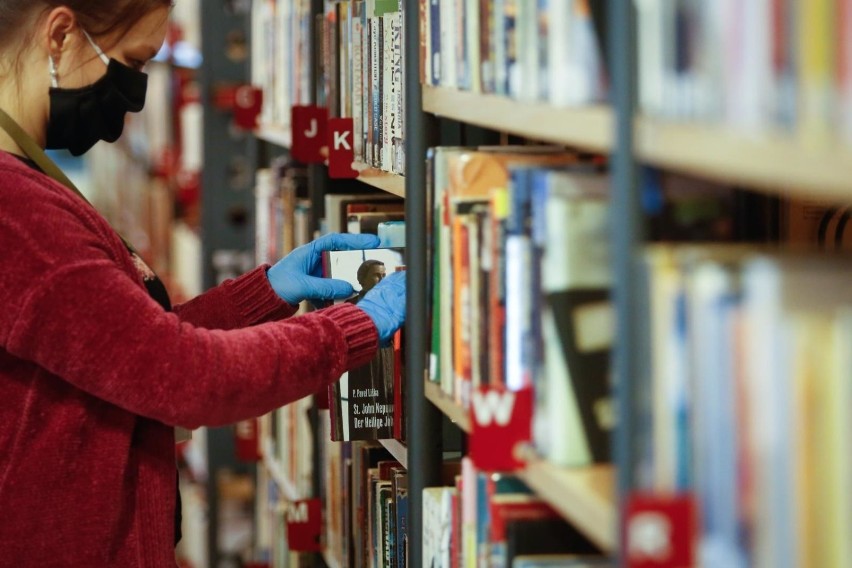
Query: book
531,168,612,466
324,248,405,441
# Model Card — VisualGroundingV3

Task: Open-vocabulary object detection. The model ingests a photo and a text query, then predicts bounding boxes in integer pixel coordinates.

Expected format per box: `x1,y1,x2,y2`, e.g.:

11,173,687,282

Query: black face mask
46,33,148,157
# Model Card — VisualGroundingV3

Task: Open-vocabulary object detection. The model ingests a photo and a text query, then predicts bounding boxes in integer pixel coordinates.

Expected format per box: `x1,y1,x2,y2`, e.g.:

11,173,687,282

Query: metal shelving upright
402,0,444,565
198,3,257,567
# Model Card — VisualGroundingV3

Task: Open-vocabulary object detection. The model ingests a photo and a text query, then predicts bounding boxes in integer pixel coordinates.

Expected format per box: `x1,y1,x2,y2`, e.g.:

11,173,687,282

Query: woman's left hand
267,233,381,305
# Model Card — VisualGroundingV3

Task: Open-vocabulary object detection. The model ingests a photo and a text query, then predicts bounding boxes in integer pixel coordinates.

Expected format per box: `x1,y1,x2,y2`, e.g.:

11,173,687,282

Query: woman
0,1,406,565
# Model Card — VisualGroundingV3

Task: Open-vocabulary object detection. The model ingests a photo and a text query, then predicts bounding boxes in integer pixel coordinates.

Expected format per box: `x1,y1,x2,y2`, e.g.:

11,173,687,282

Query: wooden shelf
518,460,616,553
379,438,408,469
353,162,406,197
422,86,613,153
255,123,292,148
637,119,852,201
422,87,852,200
640,118,852,197
260,438,301,502
424,380,471,433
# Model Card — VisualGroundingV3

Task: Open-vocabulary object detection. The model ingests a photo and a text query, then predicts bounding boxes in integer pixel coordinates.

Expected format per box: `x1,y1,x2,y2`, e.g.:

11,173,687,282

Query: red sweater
0,151,378,566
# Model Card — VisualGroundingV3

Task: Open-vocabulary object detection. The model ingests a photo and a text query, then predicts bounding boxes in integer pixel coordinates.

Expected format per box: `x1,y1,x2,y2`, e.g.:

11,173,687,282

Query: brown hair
0,0,171,74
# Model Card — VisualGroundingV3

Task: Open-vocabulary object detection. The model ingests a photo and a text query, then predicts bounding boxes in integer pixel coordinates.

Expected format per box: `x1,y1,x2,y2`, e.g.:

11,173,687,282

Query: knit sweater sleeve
172,266,298,330
0,165,378,429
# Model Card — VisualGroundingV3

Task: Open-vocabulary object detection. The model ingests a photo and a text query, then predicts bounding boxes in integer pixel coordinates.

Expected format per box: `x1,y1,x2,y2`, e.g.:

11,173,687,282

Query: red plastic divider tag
291,106,328,164
327,118,359,178
469,388,533,471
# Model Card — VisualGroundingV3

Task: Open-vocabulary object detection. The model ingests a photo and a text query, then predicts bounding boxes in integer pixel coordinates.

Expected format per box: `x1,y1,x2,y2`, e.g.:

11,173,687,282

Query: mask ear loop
81,29,110,66
48,55,60,88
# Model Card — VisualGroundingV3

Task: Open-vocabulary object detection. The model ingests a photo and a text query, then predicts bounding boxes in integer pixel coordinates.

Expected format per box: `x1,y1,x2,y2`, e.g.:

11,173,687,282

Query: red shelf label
234,85,263,130
291,106,328,164
286,499,322,552
234,418,260,462
327,118,359,178
469,387,533,471
624,493,697,568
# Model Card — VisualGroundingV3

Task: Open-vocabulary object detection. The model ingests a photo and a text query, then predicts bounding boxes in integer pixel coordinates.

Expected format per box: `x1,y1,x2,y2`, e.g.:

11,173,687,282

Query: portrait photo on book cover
323,247,405,441
323,248,405,305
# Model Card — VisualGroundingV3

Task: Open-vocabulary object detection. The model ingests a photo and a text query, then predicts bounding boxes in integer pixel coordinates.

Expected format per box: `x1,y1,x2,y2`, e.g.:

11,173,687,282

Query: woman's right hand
355,270,406,345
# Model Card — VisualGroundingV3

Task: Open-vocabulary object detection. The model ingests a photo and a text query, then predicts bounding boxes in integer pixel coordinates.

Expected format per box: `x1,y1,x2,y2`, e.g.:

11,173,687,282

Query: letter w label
472,390,516,427
469,387,533,472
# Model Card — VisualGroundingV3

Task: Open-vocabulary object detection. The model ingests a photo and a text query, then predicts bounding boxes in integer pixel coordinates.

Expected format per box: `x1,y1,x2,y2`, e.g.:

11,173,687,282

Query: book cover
533,168,612,465
325,248,405,441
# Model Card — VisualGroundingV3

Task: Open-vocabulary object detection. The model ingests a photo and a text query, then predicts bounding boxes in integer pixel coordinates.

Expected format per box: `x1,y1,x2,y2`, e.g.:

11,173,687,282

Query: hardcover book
324,248,406,441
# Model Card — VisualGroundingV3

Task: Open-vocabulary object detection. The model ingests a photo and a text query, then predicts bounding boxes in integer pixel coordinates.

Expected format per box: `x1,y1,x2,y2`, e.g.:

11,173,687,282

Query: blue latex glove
356,270,407,345
267,233,381,305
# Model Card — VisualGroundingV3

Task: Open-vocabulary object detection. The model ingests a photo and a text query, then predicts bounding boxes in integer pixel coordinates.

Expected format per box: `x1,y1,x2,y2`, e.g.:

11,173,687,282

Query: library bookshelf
255,123,293,149
248,0,852,565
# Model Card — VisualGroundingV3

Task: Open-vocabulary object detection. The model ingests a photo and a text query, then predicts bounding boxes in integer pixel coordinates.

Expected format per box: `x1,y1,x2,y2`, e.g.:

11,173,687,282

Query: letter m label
288,502,309,523
286,499,322,552
469,387,533,472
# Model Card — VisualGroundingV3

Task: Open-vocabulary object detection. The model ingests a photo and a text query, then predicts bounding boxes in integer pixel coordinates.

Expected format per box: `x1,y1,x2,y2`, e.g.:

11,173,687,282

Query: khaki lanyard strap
0,107,136,254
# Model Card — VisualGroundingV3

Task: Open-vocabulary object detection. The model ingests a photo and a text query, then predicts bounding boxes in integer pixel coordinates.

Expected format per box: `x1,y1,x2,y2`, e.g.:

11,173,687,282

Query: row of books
638,0,852,144
251,0,313,130
638,247,852,568
423,457,610,568
419,0,607,106
320,437,408,568
427,147,613,467
319,440,612,568
321,0,406,174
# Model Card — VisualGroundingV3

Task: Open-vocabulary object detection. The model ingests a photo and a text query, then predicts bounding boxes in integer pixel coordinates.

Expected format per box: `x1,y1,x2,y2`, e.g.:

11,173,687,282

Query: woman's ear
43,7,78,66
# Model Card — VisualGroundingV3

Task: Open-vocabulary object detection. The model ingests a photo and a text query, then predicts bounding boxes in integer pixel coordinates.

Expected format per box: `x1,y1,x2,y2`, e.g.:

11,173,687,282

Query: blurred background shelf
255,123,292,149
637,119,852,201
261,438,300,502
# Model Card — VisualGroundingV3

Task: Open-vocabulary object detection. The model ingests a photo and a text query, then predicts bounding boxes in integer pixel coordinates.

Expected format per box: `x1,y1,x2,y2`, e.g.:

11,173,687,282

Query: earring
48,55,59,88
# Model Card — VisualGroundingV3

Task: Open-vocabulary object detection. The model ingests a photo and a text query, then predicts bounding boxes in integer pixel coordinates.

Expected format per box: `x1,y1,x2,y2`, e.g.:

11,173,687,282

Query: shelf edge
379,438,409,469
518,460,617,553
422,86,613,153
424,380,471,433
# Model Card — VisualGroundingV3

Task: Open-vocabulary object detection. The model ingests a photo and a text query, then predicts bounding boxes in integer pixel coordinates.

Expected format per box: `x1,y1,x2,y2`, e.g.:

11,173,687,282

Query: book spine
479,0,493,93
372,16,383,168
391,12,405,175
382,12,393,171
430,0,442,85
352,2,364,161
